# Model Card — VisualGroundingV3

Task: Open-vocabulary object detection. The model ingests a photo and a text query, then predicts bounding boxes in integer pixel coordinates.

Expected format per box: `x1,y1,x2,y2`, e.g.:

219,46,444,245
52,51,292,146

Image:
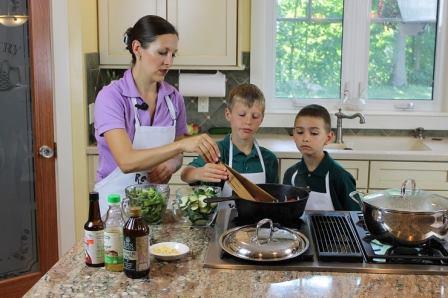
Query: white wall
51,0,76,256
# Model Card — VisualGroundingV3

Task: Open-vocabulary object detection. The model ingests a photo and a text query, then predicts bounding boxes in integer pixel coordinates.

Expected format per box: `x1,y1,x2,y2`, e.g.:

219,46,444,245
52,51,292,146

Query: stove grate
309,213,363,262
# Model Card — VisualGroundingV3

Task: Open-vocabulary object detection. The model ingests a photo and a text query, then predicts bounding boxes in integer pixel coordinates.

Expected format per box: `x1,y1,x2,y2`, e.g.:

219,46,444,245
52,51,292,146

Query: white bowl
149,242,189,261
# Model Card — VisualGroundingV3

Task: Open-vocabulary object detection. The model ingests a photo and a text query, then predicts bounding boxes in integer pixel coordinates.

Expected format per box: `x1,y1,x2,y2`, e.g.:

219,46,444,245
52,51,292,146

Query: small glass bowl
123,184,170,224
175,186,221,227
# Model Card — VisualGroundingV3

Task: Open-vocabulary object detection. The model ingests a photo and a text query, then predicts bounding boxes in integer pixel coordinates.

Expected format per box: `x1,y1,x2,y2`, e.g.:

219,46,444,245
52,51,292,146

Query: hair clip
123,33,128,45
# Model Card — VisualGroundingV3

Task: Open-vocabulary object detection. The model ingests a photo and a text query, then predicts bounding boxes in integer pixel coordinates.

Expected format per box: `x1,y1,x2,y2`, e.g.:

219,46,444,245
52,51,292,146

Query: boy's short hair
227,84,265,112
295,104,331,132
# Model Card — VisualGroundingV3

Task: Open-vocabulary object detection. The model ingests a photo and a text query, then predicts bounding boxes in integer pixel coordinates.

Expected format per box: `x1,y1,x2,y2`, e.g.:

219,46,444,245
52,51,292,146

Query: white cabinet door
370,161,448,190
279,159,369,189
167,0,237,67
98,0,166,65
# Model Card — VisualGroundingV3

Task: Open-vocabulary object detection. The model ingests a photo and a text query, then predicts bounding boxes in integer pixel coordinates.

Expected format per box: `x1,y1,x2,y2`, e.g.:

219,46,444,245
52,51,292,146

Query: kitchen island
25,220,447,297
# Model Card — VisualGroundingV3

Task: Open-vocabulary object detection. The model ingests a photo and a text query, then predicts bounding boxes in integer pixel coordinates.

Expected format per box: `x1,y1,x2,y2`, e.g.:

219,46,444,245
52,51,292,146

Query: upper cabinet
98,0,166,66
98,0,242,69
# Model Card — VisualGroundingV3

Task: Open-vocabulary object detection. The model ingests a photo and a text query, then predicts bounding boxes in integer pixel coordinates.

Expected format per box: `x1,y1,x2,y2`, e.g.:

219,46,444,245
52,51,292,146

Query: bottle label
104,227,123,265
84,230,104,265
123,235,149,272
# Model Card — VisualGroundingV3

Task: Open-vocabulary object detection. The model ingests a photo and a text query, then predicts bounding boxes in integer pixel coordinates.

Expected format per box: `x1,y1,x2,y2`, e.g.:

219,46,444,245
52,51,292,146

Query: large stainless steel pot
350,179,448,246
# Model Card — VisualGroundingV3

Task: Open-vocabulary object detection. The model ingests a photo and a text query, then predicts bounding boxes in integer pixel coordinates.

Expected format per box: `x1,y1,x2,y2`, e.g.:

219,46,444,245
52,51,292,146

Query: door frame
0,0,58,296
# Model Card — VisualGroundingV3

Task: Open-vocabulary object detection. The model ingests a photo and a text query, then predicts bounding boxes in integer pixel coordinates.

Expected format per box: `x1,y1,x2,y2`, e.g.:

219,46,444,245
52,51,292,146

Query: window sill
262,110,448,130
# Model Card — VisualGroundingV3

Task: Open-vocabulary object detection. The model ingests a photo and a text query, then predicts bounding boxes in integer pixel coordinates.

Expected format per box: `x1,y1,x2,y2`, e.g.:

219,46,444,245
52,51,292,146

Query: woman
94,15,220,215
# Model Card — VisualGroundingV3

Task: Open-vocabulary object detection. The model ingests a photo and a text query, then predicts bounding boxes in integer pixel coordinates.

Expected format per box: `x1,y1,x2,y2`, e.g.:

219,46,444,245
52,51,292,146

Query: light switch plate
198,97,209,113
88,103,95,124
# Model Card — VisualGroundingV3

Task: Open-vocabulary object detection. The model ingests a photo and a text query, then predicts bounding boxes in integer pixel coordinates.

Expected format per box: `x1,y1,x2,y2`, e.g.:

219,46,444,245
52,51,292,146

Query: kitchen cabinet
98,0,167,65
369,161,448,190
279,159,369,189
98,0,241,69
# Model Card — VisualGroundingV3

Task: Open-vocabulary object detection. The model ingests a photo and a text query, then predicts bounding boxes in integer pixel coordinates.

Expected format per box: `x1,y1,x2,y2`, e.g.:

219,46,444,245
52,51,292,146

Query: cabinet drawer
370,161,448,190
280,159,369,189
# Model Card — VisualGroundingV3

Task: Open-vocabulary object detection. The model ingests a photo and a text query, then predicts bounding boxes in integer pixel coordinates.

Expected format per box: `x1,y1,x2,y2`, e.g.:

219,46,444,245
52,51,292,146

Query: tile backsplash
85,52,448,144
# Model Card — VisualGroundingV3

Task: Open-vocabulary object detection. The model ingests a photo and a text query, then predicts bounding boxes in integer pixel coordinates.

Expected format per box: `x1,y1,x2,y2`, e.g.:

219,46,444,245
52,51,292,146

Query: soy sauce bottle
123,207,150,279
84,192,105,267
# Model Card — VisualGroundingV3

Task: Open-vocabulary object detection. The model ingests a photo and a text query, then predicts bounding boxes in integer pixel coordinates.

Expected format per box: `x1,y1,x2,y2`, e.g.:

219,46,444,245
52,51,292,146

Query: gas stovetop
203,209,448,275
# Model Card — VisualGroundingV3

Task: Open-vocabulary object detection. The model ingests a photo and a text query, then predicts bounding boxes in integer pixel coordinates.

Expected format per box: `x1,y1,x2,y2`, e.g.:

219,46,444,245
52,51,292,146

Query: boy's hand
195,163,228,183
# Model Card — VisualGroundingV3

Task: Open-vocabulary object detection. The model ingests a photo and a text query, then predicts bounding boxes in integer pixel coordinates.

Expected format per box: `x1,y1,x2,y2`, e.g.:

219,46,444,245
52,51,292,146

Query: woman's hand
147,159,176,184
194,163,228,183
179,134,220,163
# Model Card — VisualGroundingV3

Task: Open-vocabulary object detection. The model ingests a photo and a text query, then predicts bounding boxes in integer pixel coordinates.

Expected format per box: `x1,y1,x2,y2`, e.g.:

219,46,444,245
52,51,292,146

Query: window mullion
341,0,370,103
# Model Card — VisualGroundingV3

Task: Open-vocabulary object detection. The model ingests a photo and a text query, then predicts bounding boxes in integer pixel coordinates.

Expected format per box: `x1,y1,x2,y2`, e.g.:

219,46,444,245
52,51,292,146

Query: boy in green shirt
283,104,358,210
181,84,278,195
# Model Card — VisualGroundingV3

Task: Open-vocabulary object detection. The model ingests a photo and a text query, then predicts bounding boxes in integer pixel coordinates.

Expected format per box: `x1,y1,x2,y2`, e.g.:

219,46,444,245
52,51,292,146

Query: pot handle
349,191,365,208
254,218,274,245
204,196,236,203
401,179,416,198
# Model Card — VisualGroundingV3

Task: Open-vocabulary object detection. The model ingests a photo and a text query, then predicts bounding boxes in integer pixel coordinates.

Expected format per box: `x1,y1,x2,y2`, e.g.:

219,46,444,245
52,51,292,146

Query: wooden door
0,0,58,297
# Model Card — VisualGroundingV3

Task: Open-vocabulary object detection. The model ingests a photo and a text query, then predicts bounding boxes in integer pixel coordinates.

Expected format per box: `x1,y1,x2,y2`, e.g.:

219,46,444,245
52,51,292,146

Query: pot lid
219,218,309,262
360,179,448,212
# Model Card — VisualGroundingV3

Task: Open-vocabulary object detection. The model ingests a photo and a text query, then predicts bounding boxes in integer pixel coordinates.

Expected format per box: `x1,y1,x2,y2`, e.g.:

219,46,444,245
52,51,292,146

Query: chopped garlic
152,245,179,256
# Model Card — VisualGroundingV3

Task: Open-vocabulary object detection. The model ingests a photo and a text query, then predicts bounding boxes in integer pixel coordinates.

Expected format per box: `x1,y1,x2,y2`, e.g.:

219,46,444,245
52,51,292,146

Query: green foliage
275,0,436,100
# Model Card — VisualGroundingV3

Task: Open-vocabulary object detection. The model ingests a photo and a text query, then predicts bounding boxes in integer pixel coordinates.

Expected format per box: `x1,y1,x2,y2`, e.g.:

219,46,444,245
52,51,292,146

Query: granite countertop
25,220,447,297
87,134,448,161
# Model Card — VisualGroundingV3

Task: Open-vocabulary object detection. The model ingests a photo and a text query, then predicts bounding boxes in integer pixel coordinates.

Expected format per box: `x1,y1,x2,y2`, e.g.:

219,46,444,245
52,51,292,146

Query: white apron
94,95,177,215
291,170,334,211
220,137,266,208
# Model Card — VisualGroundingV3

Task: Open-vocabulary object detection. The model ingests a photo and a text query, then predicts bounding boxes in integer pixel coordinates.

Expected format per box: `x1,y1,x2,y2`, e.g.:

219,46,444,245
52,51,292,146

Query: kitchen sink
325,136,431,151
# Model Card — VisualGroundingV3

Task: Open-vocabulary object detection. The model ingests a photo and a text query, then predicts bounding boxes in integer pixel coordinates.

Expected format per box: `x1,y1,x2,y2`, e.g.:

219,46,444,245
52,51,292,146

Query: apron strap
132,95,177,129
131,97,141,130
164,95,177,127
291,169,298,186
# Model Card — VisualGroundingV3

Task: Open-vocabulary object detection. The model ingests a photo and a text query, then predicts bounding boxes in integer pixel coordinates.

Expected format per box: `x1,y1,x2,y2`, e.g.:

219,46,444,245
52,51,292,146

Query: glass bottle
123,207,150,279
104,194,125,272
84,192,105,267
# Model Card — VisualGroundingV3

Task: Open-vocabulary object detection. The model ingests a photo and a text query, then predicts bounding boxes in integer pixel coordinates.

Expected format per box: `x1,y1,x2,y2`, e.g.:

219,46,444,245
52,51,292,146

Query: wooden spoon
222,164,277,203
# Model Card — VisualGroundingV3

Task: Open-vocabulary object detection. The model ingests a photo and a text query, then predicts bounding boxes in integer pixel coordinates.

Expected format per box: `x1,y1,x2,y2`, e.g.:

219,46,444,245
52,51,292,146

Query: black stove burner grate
309,213,363,262
350,212,448,265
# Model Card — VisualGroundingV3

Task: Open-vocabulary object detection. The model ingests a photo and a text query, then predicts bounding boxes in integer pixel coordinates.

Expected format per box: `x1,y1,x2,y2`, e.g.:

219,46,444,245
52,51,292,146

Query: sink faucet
334,108,366,144
414,127,425,140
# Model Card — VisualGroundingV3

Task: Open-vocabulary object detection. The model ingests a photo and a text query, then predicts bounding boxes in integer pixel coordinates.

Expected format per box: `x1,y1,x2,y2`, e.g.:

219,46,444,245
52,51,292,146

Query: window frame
251,0,448,129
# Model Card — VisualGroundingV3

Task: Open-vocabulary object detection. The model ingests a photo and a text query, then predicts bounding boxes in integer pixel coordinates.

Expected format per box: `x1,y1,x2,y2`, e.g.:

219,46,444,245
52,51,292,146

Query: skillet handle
349,191,365,208
204,196,236,203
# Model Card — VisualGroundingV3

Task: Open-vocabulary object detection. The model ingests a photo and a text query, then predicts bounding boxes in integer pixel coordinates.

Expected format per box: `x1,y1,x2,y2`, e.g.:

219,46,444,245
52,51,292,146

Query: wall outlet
198,96,209,113
88,103,95,124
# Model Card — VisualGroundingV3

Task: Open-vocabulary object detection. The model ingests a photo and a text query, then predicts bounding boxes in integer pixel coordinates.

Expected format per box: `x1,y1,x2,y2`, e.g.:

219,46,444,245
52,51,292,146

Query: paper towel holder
178,71,226,113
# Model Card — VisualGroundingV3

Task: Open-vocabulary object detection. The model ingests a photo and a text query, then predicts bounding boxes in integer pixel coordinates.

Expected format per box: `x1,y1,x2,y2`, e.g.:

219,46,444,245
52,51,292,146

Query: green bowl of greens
124,184,169,224
176,186,221,226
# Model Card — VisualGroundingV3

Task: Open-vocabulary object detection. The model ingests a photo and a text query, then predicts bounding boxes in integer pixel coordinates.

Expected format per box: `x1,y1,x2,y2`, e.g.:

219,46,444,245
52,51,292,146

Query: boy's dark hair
295,104,331,132
124,15,178,65
227,84,265,112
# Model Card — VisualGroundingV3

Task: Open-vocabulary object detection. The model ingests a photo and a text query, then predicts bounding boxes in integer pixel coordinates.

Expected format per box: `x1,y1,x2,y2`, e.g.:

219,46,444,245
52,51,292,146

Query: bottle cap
129,206,142,217
89,191,99,201
107,194,121,204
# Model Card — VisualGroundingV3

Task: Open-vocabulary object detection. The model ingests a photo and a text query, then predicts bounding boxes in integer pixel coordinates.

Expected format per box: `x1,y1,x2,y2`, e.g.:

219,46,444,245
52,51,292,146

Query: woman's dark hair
124,15,178,64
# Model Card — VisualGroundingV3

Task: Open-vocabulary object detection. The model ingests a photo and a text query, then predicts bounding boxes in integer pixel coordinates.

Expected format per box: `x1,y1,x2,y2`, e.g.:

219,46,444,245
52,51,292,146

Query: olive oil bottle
104,194,125,272
123,207,150,278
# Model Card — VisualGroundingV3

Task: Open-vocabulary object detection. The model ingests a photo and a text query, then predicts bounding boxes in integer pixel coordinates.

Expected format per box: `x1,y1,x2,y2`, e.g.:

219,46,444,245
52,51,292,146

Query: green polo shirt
189,134,279,185
282,152,359,211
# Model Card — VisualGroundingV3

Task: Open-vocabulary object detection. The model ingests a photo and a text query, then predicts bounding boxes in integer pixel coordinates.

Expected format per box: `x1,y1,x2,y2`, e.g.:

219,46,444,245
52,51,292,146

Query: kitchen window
251,0,448,119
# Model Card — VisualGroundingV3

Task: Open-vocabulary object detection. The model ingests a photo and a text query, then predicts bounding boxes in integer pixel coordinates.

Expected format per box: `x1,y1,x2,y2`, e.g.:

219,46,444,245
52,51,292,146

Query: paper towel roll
179,72,226,97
